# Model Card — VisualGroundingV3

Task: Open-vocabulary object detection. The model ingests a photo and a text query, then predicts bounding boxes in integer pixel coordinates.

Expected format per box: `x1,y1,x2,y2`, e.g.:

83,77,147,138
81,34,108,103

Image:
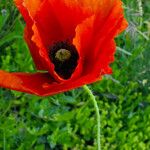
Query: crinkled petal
73,0,128,76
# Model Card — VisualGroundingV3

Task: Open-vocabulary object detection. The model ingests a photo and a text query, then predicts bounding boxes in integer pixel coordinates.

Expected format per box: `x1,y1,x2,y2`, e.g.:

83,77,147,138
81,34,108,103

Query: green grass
0,0,150,149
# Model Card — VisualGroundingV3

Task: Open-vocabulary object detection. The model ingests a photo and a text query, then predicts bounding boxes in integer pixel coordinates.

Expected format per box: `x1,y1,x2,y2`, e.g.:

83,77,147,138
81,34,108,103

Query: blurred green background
0,0,150,149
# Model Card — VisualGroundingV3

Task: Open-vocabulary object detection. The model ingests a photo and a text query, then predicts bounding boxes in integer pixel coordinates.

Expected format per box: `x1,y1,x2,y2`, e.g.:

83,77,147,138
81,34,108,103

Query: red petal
24,26,49,70
73,16,95,75
14,0,49,70
0,70,53,95
23,0,43,17
73,0,128,76
32,0,92,47
0,70,100,96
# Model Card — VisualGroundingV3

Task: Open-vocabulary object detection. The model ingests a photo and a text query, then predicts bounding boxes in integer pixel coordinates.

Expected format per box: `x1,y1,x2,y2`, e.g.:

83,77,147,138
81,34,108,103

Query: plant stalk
83,85,101,150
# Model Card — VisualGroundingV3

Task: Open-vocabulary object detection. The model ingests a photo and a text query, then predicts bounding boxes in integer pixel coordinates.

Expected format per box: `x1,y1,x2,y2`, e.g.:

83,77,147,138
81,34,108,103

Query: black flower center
49,41,79,79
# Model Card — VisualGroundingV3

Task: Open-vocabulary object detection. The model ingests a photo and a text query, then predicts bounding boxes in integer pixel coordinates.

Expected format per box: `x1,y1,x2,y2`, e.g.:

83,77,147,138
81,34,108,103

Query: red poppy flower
0,0,128,96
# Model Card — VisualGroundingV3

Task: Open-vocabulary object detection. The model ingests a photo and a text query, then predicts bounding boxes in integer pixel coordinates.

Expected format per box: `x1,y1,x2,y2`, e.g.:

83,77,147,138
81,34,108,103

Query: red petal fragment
23,0,43,17
0,70,100,96
0,70,54,96
24,26,49,70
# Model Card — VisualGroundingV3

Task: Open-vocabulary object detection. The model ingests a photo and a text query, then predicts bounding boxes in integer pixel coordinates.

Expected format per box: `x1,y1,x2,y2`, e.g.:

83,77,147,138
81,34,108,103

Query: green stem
83,85,101,150
3,130,6,150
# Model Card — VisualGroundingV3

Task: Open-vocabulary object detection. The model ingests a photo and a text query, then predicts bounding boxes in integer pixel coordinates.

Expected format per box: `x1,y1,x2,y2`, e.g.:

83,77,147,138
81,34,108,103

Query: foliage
0,0,150,149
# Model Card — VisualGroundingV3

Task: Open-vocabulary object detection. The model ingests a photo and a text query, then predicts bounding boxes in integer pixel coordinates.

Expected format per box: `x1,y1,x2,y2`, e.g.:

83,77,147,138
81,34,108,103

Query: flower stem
83,85,101,150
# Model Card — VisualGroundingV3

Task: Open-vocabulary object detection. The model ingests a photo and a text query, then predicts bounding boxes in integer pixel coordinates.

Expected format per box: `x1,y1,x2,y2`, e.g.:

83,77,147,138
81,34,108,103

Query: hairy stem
83,85,101,150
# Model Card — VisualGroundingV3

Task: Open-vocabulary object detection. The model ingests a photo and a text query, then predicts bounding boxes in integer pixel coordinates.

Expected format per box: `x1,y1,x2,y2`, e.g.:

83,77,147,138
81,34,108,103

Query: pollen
55,49,71,62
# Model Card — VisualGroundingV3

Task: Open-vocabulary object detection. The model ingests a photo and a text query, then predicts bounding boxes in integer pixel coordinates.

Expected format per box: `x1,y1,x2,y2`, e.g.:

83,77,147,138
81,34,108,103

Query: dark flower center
49,41,79,79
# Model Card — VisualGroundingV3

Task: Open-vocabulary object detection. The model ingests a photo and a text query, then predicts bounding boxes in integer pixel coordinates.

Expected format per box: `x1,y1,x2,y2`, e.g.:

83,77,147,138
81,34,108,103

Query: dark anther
49,41,79,79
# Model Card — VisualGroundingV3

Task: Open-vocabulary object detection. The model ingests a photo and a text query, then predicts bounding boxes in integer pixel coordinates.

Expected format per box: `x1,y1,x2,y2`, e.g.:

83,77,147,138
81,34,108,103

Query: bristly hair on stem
83,85,101,150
